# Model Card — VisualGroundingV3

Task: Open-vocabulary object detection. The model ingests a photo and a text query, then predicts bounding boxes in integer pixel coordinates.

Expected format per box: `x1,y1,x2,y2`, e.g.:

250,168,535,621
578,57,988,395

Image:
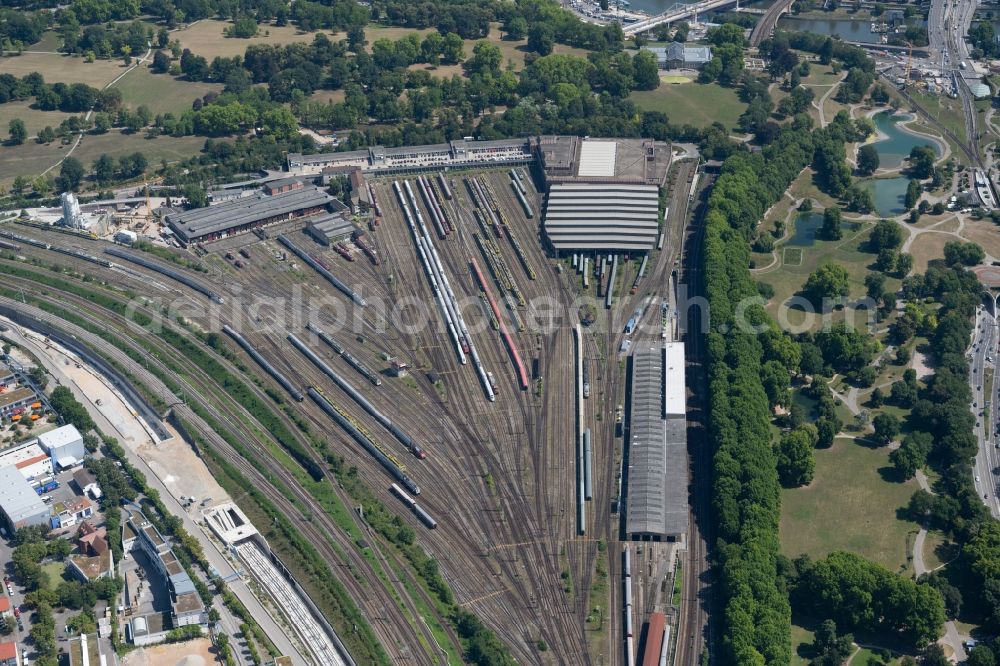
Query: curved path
39,46,152,178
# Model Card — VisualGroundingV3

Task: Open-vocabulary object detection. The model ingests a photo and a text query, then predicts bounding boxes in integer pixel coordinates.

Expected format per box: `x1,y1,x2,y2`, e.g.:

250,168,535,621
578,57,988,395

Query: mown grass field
0,101,72,137
0,52,126,87
629,81,747,130
115,66,223,116
0,132,206,185
172,20,590,72
780,437,920,572
172,20,324,59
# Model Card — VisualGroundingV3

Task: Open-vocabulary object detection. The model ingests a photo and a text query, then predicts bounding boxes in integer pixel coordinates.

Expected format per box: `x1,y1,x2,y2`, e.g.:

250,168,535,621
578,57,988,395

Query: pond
776,16,882,44
788,212,861,246
869,111,942,170
864,177,910,217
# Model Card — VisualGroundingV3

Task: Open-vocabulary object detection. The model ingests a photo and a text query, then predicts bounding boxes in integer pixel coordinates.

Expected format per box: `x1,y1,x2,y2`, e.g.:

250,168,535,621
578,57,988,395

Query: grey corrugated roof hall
625,345,688,539
166,187,334,243
543,182,660,251
0,465,50,529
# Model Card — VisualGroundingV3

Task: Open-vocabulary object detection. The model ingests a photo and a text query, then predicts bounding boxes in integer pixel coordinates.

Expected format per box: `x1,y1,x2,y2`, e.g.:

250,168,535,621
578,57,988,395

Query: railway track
1,168,627,663
0,256,443,664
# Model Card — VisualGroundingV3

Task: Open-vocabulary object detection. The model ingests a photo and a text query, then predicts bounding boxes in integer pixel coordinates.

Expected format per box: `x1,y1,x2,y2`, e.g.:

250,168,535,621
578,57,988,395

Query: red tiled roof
0,597,10,612
0,641,16,660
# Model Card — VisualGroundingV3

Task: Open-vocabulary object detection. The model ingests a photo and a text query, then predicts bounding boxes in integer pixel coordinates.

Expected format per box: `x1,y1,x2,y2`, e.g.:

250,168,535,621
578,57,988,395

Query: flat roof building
165,187,334,246
304,213,356,247
625,345,688,540
0,441,52,480
643,43,712,69
0,465,50,531
39,423,85,470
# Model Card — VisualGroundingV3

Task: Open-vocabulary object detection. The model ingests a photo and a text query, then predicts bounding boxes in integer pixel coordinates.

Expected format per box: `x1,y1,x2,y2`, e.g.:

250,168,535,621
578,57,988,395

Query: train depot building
624,342,688,541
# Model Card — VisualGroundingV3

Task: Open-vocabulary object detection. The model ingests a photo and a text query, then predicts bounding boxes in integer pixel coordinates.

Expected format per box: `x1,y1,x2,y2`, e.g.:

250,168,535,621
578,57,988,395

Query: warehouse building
39,424,85,470
165,187,334,246
537,136,670,252
0,465,50,531
304,213,356,247
625,343,688,540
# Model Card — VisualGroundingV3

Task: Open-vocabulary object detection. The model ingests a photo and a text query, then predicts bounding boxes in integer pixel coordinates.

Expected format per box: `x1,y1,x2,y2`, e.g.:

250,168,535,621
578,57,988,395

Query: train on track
277,235,367,307
308,387,420,495
389,483,438,529
104,247,223,304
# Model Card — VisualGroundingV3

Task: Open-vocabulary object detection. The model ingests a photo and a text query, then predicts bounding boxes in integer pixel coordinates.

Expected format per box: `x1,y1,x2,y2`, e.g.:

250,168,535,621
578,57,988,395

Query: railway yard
0,156,701,665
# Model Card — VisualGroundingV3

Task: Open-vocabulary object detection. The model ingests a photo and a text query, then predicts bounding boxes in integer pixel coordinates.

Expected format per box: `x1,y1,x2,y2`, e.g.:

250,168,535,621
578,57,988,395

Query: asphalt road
969,307,1000,518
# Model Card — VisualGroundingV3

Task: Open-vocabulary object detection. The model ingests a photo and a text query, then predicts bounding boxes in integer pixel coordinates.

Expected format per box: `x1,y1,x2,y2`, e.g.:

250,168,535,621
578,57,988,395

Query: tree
633,50,660,91
504,16,527,41
868,219,904,253
943,240,985,267
856,143,879,176
907,145,936,179
864,272,886,302
776,425,817,487
820,207,843,240
92,154,116,184
804,263,851,306
810,619,854,666
149,51,170,74
58,157,85,191
527,24,554,56
7,118,26,145
872,412,901,445
904,178,921,210
968,646,997,666
261,107,298,141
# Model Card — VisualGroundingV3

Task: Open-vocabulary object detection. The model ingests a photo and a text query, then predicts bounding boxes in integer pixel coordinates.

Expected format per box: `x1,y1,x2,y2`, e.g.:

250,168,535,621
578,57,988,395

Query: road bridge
623,0,740,35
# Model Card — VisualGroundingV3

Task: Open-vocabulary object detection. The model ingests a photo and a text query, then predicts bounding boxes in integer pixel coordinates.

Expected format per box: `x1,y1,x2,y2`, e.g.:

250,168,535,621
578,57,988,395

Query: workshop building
0,465,50,531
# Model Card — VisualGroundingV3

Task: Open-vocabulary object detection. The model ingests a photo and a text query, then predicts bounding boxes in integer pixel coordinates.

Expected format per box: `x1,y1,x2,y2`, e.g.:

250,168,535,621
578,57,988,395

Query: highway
928,0,983,169
970,307,1000,519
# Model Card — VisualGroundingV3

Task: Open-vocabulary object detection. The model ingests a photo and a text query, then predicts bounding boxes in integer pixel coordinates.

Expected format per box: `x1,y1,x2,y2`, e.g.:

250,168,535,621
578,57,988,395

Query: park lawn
908,231,952,272
629,81,747,131
780,437,921,572
41,561,65,591
790,624,816,666
0,139,68,186
759,217,876,332
850,648,904,665
70,132,207,169
0,132,206,186
114,67,223,116
0,53,125,88
787,168,841,209
922,531,959,571
24,31,64,53
0,100,72,137
800,66,843,87
172,20,323,59
310,89,346,105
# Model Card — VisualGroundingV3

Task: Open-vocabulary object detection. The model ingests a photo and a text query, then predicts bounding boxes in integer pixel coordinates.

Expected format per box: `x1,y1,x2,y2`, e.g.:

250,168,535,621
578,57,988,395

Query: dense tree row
703,126,819,664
